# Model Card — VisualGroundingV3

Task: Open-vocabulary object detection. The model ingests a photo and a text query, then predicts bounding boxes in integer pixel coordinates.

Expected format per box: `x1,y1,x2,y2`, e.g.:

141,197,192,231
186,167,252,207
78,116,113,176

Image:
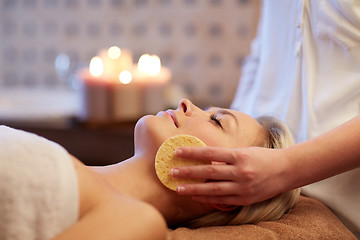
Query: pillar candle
78,68,112,124
131,54,172,115
98,46,133,80
112,70,142,121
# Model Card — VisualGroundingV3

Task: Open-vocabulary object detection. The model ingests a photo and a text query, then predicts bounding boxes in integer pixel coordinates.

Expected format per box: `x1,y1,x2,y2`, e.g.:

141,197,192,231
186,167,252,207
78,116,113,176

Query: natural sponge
155,134,208,191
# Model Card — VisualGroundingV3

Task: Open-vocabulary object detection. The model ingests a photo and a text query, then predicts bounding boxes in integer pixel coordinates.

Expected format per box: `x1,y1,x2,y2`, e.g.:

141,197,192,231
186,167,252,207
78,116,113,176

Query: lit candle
132,54,172,115
98,46,133,81
112,70,142,121
89,56,104,77
132,54,171,84
78,56,112,123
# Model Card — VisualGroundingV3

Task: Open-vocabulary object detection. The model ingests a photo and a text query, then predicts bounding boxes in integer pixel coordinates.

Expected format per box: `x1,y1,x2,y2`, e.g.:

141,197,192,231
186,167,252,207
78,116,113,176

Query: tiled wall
0,0,260,108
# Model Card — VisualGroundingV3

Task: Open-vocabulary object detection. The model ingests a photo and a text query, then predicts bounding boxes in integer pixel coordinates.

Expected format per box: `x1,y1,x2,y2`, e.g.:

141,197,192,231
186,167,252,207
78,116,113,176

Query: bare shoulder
69,155,111,217
65,156,167,240
104,195,168,240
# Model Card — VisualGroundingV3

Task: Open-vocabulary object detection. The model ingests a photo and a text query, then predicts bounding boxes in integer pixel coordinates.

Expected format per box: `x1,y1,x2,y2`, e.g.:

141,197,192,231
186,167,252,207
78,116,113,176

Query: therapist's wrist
278,147,303,192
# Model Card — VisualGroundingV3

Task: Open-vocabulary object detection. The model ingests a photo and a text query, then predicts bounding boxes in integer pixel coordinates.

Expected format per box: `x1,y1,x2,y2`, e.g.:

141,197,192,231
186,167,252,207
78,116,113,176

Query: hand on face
170,146,290,206
135,98,277,206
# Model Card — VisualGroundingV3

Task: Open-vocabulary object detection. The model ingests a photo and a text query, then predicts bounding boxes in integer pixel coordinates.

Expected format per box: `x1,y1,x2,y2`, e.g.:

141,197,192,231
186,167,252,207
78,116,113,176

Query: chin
134,115,174,155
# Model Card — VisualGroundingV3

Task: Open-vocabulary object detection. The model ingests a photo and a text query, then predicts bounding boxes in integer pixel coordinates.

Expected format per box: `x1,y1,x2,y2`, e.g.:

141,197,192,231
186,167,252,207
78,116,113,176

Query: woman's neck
90,154,214,227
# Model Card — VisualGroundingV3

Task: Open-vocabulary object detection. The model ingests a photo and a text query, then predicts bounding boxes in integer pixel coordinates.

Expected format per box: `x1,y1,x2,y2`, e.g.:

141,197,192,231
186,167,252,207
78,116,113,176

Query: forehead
207,107,266,147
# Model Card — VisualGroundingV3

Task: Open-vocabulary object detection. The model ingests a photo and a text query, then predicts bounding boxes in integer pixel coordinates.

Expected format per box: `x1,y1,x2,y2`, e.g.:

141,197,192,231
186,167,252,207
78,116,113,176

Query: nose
177,98,194,116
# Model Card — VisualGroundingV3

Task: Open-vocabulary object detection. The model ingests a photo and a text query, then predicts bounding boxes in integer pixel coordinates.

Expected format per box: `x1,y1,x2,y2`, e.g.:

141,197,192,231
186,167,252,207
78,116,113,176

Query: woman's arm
52,195,167,240
171,116,360,205
52,156,167,240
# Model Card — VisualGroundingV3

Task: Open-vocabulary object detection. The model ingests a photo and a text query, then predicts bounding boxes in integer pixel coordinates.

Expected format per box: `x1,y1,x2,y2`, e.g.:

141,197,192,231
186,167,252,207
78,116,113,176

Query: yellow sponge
155,134,208,191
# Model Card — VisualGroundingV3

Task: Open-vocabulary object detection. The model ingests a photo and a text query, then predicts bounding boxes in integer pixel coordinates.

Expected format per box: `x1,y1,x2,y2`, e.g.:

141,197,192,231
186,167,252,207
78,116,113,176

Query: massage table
167,196,357,239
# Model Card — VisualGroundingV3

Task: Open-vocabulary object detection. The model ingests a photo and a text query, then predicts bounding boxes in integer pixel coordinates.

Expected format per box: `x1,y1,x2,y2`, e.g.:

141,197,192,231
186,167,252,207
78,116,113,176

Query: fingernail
171,168,180,176
175,148,183,155
177,186,185,193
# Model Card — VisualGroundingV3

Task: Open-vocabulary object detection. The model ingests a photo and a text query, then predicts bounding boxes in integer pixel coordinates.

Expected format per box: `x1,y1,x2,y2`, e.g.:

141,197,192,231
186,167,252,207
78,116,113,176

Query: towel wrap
0,126,79,240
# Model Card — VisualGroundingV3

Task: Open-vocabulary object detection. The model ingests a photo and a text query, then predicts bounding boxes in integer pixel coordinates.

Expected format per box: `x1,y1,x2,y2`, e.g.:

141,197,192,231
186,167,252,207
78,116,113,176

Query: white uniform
231,0,360,237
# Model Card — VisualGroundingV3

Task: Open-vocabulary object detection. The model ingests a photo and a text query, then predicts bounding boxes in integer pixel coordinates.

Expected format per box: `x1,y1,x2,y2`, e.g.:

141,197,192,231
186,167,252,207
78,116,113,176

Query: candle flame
138,54,161,75
89,56,103,77
119,70,132,84
108,46,121,60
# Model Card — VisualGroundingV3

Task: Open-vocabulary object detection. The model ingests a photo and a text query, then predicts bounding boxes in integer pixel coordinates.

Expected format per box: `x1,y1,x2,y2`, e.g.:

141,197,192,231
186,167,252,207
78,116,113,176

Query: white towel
0,126,79,240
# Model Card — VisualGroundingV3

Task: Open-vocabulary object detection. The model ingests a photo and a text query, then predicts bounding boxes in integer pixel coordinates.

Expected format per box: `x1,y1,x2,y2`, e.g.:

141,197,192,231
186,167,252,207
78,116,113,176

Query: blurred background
0,0,260,164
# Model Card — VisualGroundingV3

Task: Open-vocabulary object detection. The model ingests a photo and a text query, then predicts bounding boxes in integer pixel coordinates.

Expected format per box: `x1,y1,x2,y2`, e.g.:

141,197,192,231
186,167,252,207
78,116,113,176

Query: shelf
5,121,136,166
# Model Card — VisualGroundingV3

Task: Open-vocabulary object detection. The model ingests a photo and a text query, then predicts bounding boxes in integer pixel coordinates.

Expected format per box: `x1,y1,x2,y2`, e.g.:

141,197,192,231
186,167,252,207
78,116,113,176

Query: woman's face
134,99,266,155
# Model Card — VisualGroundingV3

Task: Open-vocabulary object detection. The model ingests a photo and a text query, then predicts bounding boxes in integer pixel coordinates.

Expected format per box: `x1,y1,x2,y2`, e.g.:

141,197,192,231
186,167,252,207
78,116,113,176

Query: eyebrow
205,107,239,129
217,109,239,128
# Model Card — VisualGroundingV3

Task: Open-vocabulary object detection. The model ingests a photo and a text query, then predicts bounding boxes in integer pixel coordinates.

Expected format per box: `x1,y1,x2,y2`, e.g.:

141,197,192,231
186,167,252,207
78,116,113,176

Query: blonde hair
184,116,301,228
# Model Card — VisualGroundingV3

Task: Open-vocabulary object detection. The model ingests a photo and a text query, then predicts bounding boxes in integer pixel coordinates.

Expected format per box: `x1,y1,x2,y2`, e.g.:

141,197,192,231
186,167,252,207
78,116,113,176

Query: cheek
181,126,226,147
203,135,230,147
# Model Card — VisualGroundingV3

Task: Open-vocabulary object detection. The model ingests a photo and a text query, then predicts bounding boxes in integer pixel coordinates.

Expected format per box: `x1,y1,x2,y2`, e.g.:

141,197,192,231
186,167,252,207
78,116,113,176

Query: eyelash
210,114,223,128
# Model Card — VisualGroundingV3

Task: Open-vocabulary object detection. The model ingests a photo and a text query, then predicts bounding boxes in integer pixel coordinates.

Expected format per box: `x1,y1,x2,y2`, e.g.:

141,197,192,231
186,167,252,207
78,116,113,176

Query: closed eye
210,114,223,129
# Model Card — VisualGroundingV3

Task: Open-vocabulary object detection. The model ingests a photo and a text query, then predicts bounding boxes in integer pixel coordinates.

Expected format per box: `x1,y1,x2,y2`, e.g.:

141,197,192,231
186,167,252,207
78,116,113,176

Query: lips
165,110,178,128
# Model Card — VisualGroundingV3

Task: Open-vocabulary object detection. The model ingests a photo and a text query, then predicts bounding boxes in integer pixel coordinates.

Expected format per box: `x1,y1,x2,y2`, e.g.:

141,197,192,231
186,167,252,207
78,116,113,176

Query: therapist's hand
171,146,291,206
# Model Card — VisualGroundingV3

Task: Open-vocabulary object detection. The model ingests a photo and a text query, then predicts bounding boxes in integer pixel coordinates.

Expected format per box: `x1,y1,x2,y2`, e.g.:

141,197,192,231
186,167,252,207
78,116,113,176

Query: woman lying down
0,99,300,240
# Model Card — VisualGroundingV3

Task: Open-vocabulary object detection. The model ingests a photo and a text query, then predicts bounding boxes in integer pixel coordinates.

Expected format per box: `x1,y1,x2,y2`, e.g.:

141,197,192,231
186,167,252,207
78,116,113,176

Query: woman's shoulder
68,156,167,239
70,156,115,218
